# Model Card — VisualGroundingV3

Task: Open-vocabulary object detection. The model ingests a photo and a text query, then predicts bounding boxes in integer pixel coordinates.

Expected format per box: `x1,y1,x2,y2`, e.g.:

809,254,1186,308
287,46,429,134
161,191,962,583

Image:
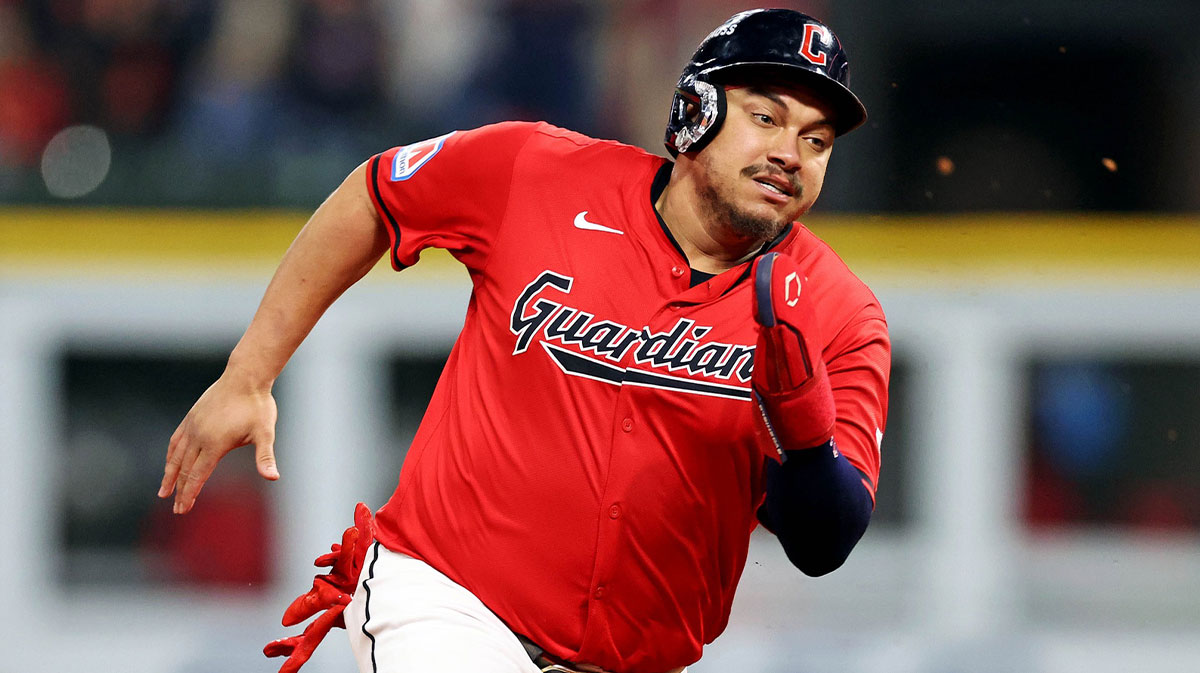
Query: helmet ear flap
665,79,727,155
665,10,867,149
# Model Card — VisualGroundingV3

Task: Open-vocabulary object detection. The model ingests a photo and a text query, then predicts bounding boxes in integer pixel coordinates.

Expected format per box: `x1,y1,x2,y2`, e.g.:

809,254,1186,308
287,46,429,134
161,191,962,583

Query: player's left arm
750,253,890,576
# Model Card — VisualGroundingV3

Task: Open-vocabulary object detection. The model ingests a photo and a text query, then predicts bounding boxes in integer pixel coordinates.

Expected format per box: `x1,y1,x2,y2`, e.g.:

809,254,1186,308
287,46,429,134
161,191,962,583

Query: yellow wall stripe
1,209,1197,281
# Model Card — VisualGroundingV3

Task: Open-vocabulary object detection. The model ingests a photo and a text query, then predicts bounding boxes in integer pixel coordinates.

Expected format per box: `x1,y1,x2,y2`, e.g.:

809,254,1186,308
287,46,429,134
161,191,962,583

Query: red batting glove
750,252,837,462
264,502,375,673
263,604,348,673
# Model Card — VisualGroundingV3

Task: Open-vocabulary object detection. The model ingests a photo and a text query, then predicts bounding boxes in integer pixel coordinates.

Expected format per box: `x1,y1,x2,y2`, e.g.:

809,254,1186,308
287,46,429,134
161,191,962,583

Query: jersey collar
649,161,796,292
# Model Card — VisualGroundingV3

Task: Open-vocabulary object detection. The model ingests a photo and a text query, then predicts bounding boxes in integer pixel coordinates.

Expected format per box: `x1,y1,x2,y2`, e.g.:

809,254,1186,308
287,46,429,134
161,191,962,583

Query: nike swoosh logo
573,211,624,235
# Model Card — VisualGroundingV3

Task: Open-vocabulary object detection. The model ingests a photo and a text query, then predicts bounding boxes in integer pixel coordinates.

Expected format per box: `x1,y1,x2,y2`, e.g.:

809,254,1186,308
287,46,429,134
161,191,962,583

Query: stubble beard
698,164,801,243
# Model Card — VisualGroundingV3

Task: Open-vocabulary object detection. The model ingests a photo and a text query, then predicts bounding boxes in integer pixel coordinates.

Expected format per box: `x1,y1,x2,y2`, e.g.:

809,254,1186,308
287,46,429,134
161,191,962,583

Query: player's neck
655,175,764,275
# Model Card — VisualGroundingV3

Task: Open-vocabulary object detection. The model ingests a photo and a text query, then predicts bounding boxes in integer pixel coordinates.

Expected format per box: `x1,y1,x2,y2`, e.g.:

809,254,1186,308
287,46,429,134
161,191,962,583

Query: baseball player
160,9,889,673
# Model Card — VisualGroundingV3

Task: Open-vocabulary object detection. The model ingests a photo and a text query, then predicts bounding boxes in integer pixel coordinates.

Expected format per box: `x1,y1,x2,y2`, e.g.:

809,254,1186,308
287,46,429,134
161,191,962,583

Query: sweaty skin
655,83,836,275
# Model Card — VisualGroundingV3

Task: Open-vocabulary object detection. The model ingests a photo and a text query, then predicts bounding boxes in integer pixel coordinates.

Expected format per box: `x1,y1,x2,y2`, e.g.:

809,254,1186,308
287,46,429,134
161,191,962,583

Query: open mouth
753,176,794,198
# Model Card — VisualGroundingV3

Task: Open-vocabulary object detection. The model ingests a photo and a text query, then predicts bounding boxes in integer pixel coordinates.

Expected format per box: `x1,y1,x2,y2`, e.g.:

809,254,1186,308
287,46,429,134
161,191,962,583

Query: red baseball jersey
365,121,889,672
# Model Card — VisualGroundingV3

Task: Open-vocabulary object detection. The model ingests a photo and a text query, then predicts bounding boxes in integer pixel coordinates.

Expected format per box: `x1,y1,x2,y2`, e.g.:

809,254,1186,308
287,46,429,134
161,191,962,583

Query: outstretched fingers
159,423,188,498
174,441,225,514
161,385,280,513
170,438,204,513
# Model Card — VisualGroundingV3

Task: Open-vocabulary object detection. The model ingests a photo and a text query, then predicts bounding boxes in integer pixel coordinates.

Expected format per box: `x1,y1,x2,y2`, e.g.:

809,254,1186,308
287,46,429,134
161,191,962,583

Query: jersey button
594,586,605,599
670,266,685,278
621,418,633,432
609,504,621,519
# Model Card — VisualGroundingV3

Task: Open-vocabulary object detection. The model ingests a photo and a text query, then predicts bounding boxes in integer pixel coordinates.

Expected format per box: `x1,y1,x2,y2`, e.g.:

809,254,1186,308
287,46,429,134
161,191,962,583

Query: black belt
517,634,597,673
516,635,688,673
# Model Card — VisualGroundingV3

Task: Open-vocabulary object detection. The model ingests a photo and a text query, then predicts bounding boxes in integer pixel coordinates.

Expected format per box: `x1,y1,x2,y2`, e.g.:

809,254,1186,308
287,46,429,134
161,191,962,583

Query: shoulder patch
391,131,455,181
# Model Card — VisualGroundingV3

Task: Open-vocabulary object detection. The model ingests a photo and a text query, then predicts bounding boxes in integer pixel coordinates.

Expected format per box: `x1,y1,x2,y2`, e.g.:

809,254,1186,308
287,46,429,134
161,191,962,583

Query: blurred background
1,0,1199,672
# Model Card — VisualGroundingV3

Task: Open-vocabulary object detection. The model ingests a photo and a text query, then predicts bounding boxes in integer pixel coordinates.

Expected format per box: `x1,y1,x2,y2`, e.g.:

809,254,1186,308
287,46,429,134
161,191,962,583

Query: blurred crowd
1,0,217,168
0,0,828,205
4,0,1199,210
0,0,613,204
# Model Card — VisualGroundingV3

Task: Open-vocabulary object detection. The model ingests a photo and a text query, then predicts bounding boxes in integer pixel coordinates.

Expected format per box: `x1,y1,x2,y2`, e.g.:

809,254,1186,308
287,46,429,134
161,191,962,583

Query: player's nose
765,134,802,173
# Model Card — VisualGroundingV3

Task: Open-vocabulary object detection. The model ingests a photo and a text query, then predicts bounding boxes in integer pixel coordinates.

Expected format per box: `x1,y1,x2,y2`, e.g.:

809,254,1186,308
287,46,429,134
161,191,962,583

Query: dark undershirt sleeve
758,440,874,576
685,248,872,574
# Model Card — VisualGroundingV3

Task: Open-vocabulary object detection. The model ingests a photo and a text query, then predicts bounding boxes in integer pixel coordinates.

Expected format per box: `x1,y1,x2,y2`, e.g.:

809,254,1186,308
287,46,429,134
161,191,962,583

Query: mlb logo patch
391,131,455,181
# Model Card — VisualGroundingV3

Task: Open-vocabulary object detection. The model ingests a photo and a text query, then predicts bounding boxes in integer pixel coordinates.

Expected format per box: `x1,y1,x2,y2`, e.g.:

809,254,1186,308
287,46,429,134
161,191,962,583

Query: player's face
693,83,835,241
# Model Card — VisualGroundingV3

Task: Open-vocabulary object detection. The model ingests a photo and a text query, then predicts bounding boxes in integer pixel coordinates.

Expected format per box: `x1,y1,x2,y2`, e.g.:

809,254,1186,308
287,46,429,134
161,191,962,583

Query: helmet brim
706,63,868,136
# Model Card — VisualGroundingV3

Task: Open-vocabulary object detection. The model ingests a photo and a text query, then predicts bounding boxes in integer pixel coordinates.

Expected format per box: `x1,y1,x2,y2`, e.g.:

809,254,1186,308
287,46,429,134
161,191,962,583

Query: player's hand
750,252,836,461
158,369,279,514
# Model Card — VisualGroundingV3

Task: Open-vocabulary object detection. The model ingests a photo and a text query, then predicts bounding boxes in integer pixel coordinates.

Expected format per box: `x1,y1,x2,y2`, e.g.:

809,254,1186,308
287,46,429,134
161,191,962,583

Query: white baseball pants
344,542,543,673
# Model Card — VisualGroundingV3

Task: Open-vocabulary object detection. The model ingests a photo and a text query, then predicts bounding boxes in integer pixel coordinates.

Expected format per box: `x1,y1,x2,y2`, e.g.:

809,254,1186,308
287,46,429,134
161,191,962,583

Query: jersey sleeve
826,316,890,504
365,121,539,271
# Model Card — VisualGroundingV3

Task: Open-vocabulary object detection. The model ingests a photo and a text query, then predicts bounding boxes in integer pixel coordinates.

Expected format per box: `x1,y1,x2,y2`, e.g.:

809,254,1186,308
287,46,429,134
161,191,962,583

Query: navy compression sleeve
758,441,874,576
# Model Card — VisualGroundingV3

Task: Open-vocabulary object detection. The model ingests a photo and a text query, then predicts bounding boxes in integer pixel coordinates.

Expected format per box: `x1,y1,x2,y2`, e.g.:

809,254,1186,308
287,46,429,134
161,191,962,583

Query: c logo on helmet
799,24,830,67
785,272,802,307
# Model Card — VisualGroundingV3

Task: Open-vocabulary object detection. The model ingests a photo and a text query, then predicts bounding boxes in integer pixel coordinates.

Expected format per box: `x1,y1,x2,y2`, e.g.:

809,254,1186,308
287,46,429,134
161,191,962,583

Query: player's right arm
159,160,388,515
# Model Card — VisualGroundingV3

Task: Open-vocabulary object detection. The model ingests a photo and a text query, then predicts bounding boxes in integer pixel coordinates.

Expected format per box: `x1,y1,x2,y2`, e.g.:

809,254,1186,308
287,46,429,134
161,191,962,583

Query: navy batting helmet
664,9,868,155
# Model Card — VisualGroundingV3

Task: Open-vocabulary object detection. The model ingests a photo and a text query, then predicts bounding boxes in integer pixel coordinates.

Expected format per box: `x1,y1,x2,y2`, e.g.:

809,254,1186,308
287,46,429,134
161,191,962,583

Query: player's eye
805,135,830,151
752,112,775,126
